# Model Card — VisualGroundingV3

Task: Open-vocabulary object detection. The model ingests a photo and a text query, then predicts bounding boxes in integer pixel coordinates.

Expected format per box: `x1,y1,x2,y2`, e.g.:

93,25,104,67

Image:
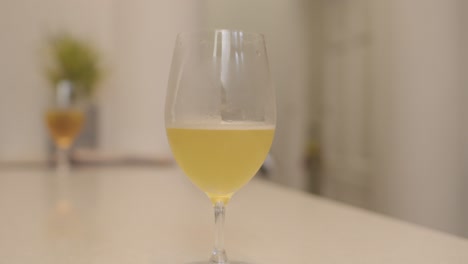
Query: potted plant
46,34,101,101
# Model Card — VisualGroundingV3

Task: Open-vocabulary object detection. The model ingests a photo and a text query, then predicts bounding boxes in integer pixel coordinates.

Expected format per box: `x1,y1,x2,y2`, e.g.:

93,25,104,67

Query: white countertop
1,166,467,263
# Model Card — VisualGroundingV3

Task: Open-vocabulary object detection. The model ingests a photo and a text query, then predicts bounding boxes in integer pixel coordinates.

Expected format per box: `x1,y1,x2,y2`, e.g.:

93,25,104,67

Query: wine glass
165,30,276,264
45,80,85,169
45,80,86,226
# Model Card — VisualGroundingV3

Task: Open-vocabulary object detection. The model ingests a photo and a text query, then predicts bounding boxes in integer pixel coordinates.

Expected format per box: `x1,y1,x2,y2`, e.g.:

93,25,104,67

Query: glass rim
176,29,265,41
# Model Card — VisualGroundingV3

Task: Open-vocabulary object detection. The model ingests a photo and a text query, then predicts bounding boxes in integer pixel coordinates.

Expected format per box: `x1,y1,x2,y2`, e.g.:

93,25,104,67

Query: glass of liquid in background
45,80,85,169
165,30,276,264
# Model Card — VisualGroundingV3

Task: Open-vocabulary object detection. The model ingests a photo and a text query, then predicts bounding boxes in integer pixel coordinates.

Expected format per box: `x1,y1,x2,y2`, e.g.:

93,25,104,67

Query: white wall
99,0,200,157
370,0,464,235
202,0,322,190
461,0,468,238
321,0,372,207
321,0,466,235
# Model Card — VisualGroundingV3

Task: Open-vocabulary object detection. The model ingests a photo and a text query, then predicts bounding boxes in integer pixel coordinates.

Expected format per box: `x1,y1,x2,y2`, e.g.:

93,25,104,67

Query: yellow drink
167,125,275,204
46,109,85,149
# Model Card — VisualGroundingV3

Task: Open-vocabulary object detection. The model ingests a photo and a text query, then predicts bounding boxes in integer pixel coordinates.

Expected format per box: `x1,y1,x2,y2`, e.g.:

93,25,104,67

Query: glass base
188,261,251,264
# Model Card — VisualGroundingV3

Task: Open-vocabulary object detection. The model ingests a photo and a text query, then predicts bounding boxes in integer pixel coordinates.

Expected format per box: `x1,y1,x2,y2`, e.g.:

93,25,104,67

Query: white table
1,166,467,263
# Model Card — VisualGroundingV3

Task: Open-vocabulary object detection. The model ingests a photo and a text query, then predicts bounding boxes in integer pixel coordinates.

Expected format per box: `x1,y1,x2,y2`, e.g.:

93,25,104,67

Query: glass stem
56,148,71,201
57,148,69,171
210,201,228,264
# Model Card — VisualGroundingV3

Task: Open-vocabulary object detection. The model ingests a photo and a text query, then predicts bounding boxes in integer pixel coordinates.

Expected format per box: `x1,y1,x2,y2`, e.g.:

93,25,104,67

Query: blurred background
1,0,467,238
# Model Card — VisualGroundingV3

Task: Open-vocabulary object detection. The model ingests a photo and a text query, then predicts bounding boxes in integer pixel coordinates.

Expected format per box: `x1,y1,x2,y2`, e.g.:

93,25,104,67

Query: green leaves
47,34,101,99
